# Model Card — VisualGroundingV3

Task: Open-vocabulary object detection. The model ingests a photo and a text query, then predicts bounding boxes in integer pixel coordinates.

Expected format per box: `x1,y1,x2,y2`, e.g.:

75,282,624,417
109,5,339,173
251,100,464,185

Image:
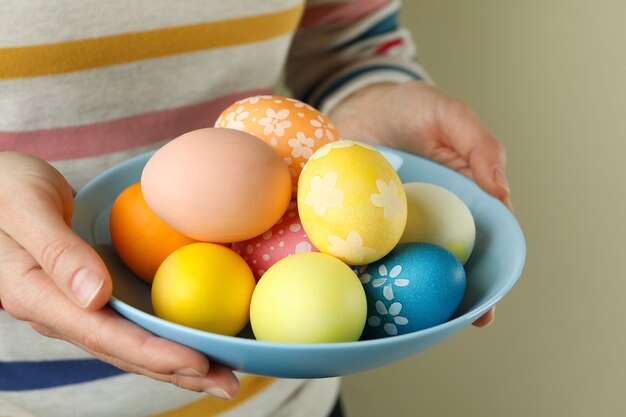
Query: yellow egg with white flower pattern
297,140,407,265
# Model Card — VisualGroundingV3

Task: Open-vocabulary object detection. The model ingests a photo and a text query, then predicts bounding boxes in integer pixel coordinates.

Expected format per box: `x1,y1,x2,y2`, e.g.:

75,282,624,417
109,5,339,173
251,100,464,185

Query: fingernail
175,368,205,377
72,268,104,308
503,196,514,212
493,166,510,195
204,387,234,400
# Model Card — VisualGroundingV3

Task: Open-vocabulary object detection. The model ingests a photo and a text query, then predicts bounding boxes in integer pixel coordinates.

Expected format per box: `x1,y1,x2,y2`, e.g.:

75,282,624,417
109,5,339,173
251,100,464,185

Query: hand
0,152,239,399
329,81,513,327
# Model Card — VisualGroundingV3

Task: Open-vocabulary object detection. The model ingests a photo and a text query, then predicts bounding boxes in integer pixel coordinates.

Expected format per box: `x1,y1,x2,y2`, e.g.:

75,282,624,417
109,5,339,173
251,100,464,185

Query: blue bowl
72,145,525,379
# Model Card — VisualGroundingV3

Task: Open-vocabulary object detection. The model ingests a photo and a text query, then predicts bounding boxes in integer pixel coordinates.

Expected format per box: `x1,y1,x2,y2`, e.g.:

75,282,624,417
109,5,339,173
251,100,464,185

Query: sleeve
284,0,434,114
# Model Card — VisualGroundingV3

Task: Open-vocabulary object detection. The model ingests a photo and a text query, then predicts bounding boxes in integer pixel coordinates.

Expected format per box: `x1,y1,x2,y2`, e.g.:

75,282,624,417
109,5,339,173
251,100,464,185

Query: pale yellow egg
249,252,367,343
400,182,476,264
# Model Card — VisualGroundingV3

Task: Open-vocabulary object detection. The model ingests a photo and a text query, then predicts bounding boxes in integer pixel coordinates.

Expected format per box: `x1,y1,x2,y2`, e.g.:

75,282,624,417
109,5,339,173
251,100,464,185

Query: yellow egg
400,182,476,264
297,140,407,265
249,252,367,343
151,243,255,336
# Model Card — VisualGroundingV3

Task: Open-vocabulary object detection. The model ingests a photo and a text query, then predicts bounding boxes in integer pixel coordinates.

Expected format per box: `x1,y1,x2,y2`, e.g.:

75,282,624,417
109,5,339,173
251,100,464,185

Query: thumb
2,187,112,311
442,104,513,210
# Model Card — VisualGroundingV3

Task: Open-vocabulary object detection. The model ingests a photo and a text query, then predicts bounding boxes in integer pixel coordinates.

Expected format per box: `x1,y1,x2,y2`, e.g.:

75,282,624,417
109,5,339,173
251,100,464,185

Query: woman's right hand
0,152,239,399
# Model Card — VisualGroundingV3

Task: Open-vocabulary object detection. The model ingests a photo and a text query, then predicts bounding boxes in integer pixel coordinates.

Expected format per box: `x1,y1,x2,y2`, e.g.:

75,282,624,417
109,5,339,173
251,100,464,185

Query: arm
286,0,433,113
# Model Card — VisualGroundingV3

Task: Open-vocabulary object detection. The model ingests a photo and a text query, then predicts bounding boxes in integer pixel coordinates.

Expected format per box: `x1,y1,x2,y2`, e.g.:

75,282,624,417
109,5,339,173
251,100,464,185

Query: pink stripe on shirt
0,88,272,161
299,0,390,28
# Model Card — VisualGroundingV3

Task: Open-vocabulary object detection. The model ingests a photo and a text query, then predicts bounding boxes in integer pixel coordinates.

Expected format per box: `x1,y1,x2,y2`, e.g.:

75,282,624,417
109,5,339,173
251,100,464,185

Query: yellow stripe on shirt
0,4,303,79
149,376,278,417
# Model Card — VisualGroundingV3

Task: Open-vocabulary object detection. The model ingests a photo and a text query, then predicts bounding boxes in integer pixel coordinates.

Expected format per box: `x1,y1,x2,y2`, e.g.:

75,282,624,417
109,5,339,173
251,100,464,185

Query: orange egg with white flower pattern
215,95,341,196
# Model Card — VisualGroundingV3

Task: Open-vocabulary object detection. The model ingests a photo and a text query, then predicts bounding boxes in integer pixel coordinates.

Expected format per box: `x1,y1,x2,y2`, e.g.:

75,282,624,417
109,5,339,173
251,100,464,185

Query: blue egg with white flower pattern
357,242,466,339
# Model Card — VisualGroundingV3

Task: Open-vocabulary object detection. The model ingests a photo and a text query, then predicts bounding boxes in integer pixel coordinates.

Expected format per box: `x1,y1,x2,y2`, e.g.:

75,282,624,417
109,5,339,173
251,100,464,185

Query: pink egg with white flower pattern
231,201,318,280
215,95,341,196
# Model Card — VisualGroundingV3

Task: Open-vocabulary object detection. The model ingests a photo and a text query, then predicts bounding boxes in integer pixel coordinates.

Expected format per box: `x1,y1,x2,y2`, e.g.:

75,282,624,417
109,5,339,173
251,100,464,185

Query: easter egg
401,182,476,264
152,243,255,336
297,140,407,265
141,128,291,243
231,201,318,281
109,182,197,284
358,242,466,339
215,95,341,195
250,252,367,343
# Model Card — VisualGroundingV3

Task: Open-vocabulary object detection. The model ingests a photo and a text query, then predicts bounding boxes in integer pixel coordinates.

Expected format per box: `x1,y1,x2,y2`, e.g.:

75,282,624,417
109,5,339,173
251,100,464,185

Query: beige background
339,1,626,416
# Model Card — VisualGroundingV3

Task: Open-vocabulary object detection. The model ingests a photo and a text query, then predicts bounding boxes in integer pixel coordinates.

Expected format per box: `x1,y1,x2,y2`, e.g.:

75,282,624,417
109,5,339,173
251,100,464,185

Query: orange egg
109,182,197,284
215,95,341,195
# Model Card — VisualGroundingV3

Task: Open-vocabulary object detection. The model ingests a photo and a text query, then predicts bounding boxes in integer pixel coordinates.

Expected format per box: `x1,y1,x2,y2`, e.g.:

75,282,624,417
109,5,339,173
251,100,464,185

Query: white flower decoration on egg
310,115,337,141
305,171,344,216
286,97,308,108
294,241,313,253
310,140,377,161
222,105,250,130
327,230,376,264
258,108,291,137
368,300,409,336
370,179,404,220
309,143,333,160
288,132,315,159
361,264,409,301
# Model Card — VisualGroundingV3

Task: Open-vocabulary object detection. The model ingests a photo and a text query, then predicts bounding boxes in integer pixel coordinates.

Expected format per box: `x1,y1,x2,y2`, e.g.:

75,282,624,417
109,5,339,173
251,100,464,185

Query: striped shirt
0,1,428,416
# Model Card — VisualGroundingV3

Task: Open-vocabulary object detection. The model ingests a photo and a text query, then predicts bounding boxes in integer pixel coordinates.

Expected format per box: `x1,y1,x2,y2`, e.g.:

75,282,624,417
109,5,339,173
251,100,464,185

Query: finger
442,101,513,209
472,306,496,328
71,336,239,398
467,140,512,208
141,362,239,399
0,237,238,398
0,249,206,375
0,185,112,310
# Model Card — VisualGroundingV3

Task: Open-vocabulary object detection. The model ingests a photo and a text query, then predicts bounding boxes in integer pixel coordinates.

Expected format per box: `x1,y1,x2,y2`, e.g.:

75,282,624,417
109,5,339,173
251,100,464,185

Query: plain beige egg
141,127,292,243
400,182,476,264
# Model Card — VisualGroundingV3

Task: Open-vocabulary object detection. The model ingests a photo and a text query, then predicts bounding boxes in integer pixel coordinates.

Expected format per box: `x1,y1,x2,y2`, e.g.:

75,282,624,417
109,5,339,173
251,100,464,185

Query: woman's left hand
329,80,513,327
